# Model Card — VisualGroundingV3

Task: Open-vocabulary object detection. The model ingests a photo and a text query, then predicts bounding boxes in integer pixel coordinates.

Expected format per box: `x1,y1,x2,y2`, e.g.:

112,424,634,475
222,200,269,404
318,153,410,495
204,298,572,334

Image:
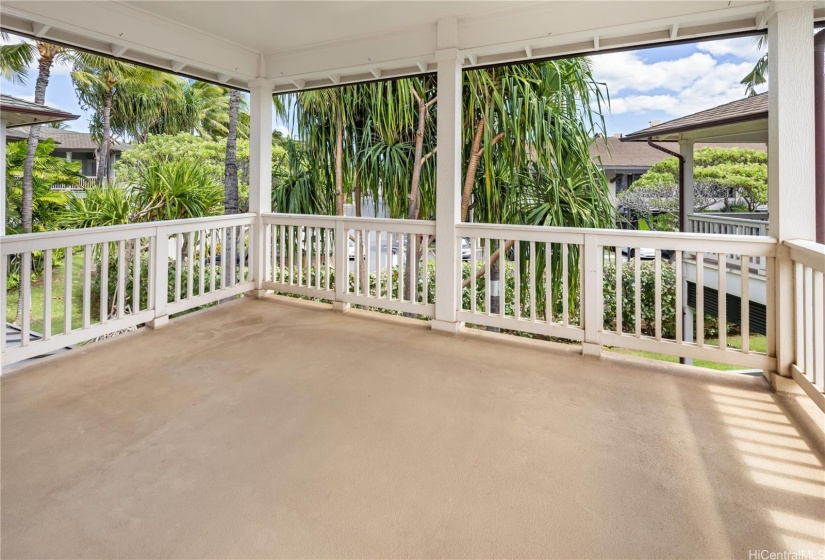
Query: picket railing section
1,214,255,366
457,225,777,370
688,214,769,273
786,239,825,411
261,214,436,317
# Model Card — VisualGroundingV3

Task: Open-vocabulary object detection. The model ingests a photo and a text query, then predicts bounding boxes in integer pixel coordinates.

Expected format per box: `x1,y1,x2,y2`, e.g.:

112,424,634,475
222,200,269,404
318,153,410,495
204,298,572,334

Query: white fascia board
1,0,259,81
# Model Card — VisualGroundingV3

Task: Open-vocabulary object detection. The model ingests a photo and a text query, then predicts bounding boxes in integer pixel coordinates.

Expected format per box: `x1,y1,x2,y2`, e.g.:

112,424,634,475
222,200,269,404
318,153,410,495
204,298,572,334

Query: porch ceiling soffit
2,1,824,92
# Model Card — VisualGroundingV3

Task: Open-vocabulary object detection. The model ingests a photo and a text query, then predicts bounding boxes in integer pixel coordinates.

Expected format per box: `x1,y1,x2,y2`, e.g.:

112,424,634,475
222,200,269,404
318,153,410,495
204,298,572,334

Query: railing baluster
186,231,194,299
422,234,429,306
654,249,662,340
198,231,206,296
634,248,641,338
83,244,92,328
718,253,727,350
175,233,183,302
376,230,383,298
499,239,505,318
21,252,31,345
211,228,218,292
470,237,477,313
133,238,141,313
398,230,405,302
117,239,126,319
545,242,552,323
804,265,814,380
316,227,322,290
43,249,52,339
484,240,491,315
288,226,294,286
278,225,285,284
365,230,372,297
230,225,237,287
696,252,704,348
354,230,361,296
101,242,109,323
741,255,750,354
615,245,622,335
562,243,569,327
813,270,824,391
514,240,521,320
675,250,682,344
529,241,536,322
324,228,331,291
64,247,73,334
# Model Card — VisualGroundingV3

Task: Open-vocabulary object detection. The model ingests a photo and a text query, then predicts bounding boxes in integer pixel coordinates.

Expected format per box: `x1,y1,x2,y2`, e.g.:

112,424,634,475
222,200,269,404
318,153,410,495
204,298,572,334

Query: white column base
431,320,464,334
245,289,268,299
581,342,601,357
147,315,169,330
333,301,351,313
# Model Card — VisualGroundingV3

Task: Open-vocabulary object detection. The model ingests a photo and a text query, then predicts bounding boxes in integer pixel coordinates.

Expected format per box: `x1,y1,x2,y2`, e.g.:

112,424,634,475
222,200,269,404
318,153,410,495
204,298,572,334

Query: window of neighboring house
81,157,97,177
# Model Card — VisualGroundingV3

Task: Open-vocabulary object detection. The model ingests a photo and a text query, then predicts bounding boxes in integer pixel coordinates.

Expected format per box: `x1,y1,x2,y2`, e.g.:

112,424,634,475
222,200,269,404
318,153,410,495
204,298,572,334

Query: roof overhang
2,1,824,92
0,102,79,128
624,115,769,143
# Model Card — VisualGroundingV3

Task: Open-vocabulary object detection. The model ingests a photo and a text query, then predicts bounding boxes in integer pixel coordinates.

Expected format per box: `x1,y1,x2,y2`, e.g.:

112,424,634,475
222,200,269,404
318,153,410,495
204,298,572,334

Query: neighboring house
6,126,131,186
590,134,766,203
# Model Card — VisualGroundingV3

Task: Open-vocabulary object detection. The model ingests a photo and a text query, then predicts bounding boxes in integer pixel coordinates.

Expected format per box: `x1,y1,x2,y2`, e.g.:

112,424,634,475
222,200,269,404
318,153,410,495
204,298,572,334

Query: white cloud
697,37,766,62
592,51,717,94
593,39,766,120
0,33,73,78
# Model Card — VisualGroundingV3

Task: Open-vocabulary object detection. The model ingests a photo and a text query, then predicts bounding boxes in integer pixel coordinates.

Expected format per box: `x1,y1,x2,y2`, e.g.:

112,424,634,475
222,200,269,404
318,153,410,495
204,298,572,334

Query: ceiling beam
110,44,128,58
30,21,50,37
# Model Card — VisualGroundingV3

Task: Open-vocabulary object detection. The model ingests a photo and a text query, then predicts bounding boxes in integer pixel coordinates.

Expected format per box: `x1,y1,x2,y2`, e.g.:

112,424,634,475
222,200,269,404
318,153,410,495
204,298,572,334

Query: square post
768,4,816,379
431,44,463,334
248,78,274,297
679,139,694,232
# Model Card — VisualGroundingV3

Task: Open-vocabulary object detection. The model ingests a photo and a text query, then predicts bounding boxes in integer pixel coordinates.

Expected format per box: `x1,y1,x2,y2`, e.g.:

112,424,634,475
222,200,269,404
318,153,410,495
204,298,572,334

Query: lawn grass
6,251,88,336
606,334,768,371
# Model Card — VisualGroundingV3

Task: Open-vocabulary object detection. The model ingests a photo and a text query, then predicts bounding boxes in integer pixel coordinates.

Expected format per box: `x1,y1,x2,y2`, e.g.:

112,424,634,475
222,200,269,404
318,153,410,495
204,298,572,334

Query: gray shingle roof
622,93,768,141
0,94,79,128
5,126,131,152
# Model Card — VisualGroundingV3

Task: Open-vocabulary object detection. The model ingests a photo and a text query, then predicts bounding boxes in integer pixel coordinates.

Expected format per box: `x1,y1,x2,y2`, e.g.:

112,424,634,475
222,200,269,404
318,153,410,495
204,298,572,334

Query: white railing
787,239,825,411
51,176,102,192
457,224,777,370
261,214,436,317
1,214,255,366
688,213,768,236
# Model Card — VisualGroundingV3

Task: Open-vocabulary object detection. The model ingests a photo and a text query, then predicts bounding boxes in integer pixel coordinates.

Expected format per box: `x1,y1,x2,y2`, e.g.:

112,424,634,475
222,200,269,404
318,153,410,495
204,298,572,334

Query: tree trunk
224,89,240,215
15,52,54,323
97,89,113,184
404,93,429,307
335,111,344,216
461,117,485,222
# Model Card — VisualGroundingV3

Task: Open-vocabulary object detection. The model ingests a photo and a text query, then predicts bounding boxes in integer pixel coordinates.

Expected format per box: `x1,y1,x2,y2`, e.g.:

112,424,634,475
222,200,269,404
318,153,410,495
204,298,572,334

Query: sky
0,33,766,138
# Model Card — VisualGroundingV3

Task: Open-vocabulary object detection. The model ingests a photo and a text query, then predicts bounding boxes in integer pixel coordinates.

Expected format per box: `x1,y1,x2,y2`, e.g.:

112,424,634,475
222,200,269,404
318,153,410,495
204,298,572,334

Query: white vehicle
461,238,472,260
622,246,656,260
348,237,356,260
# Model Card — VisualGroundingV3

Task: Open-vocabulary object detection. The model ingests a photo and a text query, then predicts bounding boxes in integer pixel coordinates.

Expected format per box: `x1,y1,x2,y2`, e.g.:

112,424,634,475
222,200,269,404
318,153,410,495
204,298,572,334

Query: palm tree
740,35,767,97
71,53,167,182
0,36,73,234
224,89,241,215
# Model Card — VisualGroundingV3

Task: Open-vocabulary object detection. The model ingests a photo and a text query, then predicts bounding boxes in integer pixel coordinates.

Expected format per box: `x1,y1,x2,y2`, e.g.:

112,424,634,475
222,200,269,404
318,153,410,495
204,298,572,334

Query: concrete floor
2,296,824,559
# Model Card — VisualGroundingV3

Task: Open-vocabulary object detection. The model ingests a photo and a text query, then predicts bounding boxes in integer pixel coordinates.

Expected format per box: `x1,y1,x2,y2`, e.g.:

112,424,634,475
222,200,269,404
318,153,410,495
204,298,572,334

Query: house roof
622,93,768,141
5,127,132,153
0,94,79,128
591,136,766,171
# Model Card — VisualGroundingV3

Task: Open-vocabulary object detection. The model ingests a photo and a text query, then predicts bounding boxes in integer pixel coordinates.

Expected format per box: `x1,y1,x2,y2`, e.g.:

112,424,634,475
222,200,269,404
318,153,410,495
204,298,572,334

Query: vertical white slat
386,232,393,300
615,246,622,335
545,243,552,323
484,240,491,315
422,234,430,306
300,227,308,288
198,231,206,296
696,253,705,348
269,224,277,283
147,237,155,311
0,255,6,351
43,249,52,339
175,233,182,302
365,230,372,297
514,240,521,321
21,252,31,345
741,256,750,354
288,226,295,286
325,228,331,291
470,238,477,313
766,256,776,360
562,243,569,327
210,228,218,292
675,250,682,344
654,249,662,341
579,245,585,328
240,225,248,283
718,253,727,351
83,244,92,328
529,241,536,322
499,239,505,318
316,227,322,290
354,230,361,296
117,239,126,319
64,247,73,334
634,249,641,338
186,231,194,300
133,238,141,313
398,230,405,302
230,226,237,287
375,231,383,298
813,270,824,391
804,265,814,380
100,242,109,323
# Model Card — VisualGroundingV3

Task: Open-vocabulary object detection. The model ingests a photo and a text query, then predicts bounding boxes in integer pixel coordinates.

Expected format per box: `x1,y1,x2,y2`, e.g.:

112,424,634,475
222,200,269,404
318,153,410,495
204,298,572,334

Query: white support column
680,139,694,232
1,119,6,237
431,23,464,334
248,79,275,296
767,3,816,378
